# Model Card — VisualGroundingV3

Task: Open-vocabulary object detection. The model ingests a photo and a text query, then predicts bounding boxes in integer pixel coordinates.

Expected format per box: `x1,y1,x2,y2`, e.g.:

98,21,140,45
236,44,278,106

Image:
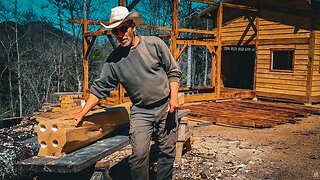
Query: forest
0,0,213,117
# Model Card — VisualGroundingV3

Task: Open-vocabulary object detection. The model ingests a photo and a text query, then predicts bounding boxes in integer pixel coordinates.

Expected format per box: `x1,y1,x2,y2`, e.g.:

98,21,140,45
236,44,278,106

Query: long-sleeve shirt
90,36,181,107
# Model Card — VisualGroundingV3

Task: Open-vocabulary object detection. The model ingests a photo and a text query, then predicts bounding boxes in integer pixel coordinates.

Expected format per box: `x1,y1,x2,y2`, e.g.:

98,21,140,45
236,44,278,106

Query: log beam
35,106,130,156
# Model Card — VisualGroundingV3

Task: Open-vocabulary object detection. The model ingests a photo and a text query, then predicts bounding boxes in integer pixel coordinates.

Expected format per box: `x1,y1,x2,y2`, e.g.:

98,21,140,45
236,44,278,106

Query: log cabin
198,0,320,104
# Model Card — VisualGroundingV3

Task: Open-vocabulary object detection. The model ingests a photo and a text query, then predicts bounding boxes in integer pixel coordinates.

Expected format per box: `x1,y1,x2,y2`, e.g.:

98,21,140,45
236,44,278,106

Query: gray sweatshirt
90,36,181,107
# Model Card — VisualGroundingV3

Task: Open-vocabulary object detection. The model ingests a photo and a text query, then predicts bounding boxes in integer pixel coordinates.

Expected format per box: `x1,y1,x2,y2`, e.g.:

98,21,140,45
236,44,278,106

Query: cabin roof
199,0,320,30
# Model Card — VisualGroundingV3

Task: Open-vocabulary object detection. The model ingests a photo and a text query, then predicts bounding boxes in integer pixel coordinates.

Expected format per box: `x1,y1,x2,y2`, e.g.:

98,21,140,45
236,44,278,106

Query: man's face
112,21,136,47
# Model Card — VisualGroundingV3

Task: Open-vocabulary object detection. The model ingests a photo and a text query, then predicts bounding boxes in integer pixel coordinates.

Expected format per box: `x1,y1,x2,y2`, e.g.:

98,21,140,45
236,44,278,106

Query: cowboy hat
101,6,142,29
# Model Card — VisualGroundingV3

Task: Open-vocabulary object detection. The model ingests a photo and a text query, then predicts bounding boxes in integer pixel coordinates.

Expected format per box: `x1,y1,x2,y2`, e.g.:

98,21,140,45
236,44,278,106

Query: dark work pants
129,99,178,180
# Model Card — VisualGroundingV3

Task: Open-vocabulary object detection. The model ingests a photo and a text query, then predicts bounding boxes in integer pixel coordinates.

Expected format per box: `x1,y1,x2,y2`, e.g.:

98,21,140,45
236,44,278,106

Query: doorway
221,46,255,90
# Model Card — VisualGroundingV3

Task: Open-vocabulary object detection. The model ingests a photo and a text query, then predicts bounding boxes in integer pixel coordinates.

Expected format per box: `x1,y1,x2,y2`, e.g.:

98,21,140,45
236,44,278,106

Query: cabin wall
255,18,311,102
312,30,320,99
221,16,256,44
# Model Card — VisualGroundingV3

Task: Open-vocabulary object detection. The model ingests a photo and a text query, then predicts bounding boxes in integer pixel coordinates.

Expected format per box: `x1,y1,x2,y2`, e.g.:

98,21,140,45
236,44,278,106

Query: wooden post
306,9,316,104
171,0,179,60
215,2,223,99
253,1,260,94
82,21,89,99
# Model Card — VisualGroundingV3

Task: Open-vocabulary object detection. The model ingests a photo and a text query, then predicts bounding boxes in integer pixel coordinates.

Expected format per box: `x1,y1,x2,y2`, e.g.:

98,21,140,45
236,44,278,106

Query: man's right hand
59,93,100,127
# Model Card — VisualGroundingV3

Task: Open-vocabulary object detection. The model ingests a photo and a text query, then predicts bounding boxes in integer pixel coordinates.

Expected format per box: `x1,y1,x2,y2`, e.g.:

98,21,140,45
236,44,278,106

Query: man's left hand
168,97,180,113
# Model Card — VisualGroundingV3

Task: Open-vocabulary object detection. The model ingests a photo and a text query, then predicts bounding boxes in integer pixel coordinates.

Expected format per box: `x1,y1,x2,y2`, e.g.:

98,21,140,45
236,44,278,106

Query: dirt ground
106,113,319,180
172,115,320,179
2,105,319,179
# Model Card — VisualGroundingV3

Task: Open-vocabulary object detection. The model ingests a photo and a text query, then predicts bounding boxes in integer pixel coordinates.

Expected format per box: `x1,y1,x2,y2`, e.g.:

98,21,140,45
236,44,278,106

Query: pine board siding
219,8,319,103
221,16,256,42
312,30,320,96
255,17,310,101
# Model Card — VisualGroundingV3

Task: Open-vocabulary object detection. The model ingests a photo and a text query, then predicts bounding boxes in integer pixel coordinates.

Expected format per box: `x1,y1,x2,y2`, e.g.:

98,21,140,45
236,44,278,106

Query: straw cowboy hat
101,6,142,29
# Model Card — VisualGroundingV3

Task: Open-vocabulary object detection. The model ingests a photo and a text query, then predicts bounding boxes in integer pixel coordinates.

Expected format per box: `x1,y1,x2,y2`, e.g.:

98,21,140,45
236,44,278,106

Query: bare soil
173,115,320,179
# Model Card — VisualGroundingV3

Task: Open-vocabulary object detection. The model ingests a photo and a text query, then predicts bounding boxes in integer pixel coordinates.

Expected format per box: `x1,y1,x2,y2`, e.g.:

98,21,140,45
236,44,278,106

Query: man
66,6,181,180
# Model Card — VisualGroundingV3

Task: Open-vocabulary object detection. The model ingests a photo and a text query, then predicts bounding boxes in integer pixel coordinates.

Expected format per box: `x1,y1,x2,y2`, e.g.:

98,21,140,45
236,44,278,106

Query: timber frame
70,0,320,105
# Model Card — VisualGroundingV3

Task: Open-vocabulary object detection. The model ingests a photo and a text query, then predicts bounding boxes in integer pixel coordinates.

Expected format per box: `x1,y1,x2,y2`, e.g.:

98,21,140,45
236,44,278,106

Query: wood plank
257,44,309,50
256,72,307,79
255,82,307,91
257,69,307,75
259,29,310,35
222,31,256,37
15,135,129,173
255,87,306,96
256,78,307,86
259,33,310,39
184,93,217,103
256,91,306,102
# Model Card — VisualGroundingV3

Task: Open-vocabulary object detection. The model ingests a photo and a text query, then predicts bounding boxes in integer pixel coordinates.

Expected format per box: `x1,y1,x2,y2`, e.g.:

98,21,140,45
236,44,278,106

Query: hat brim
101,11,142,29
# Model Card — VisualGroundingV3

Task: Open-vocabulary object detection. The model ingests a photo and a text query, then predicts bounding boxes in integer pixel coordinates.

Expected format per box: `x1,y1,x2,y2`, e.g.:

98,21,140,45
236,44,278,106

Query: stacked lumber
52,92,83,111
182,100,319,128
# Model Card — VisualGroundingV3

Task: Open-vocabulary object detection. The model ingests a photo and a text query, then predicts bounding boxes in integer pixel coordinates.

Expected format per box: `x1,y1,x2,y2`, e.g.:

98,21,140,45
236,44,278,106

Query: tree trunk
14,0,22,116
204,19,209,86
187,45,192,87
8,65,15,117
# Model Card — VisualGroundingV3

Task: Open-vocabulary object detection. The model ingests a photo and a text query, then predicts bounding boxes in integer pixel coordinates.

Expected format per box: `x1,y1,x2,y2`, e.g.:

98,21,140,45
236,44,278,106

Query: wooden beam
171,0,179,60
82,22,89,98
70,19,216,35
237,16,257,46
306,3,317,103
34,106,130,156
190,0,257,12
176,44,188,60
253,4,260,93
85,30,112,37
198,5,216,18
85,36,96,58
176,39,217,46
221,40,256,46
214,2,223,99
179,86,214,92
205,44,214,54
184,93,217,103
127,0,140,11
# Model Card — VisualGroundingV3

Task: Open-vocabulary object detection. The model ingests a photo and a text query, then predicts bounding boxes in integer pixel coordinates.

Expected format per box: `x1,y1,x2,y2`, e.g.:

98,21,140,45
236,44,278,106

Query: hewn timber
34,105,130,156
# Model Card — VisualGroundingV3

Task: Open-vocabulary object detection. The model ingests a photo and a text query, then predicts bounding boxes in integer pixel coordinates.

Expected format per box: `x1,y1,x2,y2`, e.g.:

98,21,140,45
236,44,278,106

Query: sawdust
173,115,320,179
